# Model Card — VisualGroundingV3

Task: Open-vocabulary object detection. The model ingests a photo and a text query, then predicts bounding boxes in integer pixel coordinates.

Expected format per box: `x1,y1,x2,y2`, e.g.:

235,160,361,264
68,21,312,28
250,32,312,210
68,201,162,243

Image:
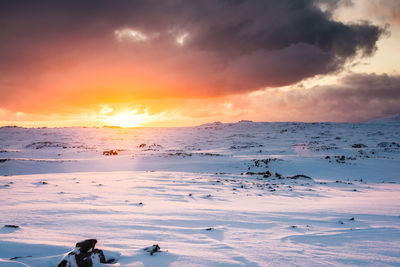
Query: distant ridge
0,125,24,129
368,113,400,123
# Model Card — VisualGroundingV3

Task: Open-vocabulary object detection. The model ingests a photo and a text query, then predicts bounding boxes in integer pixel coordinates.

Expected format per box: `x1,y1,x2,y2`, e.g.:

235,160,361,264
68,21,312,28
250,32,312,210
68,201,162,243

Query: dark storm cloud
225,43,338,89
0,0,387,108
185,0,383,59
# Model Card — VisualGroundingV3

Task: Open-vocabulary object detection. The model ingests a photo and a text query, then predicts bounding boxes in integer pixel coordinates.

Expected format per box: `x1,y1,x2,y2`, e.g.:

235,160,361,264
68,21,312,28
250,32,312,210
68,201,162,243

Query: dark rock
334,155,346,163
138,144,147,148
76,239,97,253
144,244,161,256
103,150,118,156
58,239,116,267
352,144,367,148
4,225,19,228
205,227,214,231
263,171,272,178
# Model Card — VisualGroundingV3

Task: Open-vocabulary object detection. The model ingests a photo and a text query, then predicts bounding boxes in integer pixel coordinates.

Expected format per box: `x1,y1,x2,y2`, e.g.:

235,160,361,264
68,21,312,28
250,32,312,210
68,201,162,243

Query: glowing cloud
176,33,189,46
100,105,113,114
114,28,147,42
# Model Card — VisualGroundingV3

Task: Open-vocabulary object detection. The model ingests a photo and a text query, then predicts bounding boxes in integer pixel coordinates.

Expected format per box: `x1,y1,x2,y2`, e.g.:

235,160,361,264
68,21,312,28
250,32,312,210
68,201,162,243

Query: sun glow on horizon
106,111,142,127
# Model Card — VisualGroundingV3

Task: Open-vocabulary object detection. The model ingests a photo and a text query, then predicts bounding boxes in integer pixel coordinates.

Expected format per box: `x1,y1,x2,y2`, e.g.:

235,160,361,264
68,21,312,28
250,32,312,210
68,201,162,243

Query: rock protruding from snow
377,142,400,148
58,239,115,267
4,225,19,229
143,244,161,256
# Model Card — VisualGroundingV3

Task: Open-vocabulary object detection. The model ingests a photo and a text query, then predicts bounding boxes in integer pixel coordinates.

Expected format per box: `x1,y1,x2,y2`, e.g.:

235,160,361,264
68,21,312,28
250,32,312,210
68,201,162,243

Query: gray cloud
265,73,400,122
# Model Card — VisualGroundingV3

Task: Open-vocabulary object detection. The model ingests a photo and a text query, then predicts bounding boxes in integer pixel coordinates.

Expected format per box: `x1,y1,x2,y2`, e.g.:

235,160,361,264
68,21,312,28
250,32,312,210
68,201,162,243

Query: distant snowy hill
368,113,400,123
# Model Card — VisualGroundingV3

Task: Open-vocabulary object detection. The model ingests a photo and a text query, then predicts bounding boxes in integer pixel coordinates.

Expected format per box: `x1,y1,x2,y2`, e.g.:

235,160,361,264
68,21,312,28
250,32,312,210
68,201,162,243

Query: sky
0,0,399,127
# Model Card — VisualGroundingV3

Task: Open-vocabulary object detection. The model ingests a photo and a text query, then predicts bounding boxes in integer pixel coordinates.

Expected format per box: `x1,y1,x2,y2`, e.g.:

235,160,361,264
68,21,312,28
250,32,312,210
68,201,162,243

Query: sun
106,112,140,127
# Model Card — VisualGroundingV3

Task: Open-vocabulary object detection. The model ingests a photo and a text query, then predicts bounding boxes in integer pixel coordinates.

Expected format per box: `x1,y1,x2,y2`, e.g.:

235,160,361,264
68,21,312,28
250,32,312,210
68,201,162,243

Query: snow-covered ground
0,121,399,266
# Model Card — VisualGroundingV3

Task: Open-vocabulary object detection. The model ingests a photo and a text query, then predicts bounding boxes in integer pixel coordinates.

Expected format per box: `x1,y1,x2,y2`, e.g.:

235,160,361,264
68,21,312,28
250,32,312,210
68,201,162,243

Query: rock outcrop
58,239,115,267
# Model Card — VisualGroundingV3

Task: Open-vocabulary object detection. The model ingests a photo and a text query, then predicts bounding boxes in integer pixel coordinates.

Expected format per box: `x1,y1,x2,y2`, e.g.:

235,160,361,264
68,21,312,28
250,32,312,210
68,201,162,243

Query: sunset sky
1,0,399,127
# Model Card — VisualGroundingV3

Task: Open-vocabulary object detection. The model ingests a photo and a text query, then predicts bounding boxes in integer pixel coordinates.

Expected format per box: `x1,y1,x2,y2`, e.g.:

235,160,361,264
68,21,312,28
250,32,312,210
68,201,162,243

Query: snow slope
368,113,400,123
0,121,399,266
